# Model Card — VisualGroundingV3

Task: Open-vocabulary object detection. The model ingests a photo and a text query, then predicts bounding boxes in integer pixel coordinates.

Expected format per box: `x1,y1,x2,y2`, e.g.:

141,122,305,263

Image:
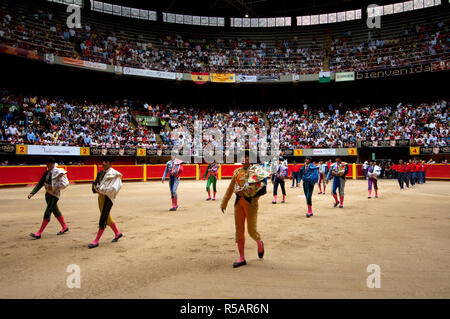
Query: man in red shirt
412,159,420,185
396,160,407,189
291,161,300,188
391,162,398,180
327,160,332,171
420,160,426,184
406,159,414,186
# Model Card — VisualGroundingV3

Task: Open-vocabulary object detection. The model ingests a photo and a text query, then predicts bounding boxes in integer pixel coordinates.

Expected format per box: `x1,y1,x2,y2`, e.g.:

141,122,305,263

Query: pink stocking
237,240,245,262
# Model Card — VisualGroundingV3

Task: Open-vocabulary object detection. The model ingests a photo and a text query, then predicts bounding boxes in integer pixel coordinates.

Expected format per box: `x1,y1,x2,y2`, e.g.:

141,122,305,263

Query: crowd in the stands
1,89,448,149
0,1,448,75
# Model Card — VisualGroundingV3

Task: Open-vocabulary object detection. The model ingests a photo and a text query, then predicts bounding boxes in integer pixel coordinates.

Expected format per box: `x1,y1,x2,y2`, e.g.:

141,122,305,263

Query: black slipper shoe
112,233,123,242
29,233,41,239
233,260,247,268
206,198,211,201
306,213,313,218
258,241,264,259
57,228,69,235
88,243,99,249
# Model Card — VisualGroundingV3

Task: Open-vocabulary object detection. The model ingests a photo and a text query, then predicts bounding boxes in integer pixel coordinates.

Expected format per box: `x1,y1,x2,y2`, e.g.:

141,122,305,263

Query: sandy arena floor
0,179,449,299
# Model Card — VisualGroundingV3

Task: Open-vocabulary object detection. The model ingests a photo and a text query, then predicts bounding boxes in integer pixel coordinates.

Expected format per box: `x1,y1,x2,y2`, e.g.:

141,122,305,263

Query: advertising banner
361,139,410,147
210,73,236,83
62,57,107,70
257,75,280,82
27,145,81,156
420,146,450,154
396,139,410,147
335,72,355,82
114,65,123,75
431,60,450,72
45,53,55,64
123,67,177,80
89,147,106,156
106,148,124,156
136,115,160,127
0,144,16,155
356,63,431,80
319,71,331,83
146,148,158,156
312,149,336,156
88,148,139,157
236,74,257,83
124,148,139,156
0,43,44,61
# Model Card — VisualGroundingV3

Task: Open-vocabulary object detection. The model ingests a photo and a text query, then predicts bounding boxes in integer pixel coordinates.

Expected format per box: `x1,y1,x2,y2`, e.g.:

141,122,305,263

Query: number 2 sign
16,145,27,155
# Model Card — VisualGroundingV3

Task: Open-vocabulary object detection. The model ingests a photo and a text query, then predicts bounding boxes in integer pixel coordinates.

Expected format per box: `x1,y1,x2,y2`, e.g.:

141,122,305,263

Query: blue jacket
299,163,319,183
162,160,183,180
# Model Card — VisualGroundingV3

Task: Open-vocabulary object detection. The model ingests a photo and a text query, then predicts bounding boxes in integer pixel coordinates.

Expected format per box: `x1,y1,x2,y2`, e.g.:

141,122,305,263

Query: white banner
84,61,107,70
237,74,257,82
62,57,107,70
312,149,336,156
114,65,123,74
335,71,355,82
27,145,81,156
123,67,177,80
45,53,54,64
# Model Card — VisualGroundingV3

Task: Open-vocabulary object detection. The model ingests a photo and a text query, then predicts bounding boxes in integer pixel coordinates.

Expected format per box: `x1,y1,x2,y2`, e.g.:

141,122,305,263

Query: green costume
29,166,69,239
204,163,219,192
31,171,62,221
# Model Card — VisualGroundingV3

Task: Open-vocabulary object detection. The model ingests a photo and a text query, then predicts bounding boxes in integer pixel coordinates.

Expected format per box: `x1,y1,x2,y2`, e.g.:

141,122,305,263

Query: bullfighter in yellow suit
221,152,268,268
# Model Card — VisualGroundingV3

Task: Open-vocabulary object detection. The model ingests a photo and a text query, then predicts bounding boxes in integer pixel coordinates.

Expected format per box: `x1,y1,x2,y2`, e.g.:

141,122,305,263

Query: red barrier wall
425,164,450,179
221,164,243,178
111,165,144,180
0,166,46,186
147,164,166,180
355,164,364,178
0,164,449,186
347,164,354,178
66,165,96,182
181,164,197,179
199,164,209,180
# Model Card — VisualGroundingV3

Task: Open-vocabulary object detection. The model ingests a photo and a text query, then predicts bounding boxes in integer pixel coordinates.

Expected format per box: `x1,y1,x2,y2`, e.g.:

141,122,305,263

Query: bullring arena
0,0,449,304
0,164,449,299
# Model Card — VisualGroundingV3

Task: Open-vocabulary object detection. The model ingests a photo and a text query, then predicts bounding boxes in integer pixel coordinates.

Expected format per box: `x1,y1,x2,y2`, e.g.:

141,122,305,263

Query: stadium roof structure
99,0,401,17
